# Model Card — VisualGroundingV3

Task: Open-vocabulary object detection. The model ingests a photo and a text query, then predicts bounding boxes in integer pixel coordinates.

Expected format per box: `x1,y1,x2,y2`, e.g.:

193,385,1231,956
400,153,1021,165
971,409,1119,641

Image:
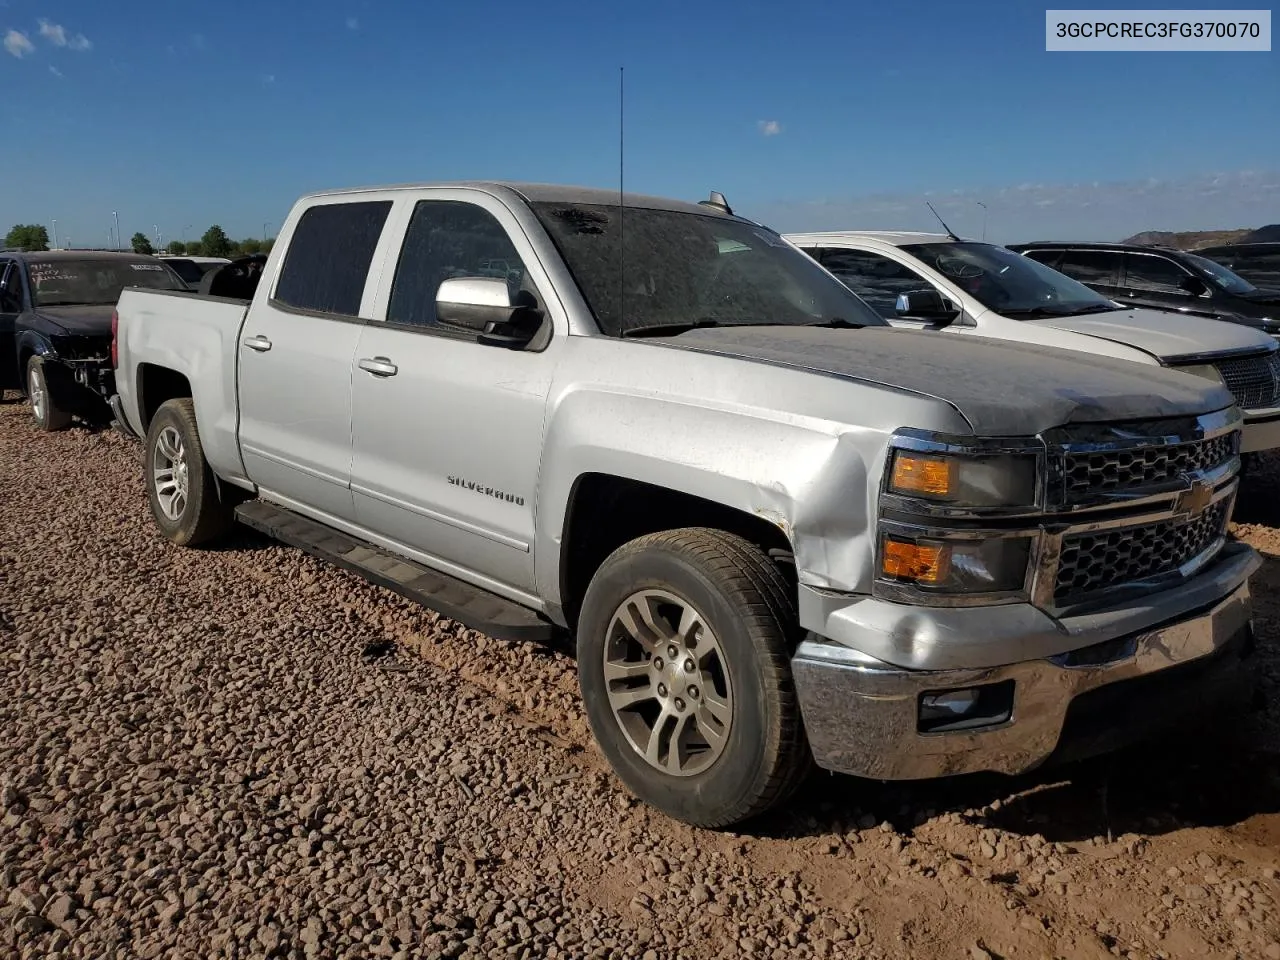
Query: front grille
1061,433,1236,502
1211,351,1280,409
1054,499,1230,602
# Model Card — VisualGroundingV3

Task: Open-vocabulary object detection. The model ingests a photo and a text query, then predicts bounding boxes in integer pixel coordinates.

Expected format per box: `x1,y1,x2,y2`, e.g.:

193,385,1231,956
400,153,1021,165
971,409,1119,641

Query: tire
144,398,231,547
577,528,812,828
26,356,73,432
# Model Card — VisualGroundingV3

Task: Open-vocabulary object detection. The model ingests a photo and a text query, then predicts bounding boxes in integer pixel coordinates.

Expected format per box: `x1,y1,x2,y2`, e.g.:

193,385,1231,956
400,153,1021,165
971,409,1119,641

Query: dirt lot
1,401,1278,960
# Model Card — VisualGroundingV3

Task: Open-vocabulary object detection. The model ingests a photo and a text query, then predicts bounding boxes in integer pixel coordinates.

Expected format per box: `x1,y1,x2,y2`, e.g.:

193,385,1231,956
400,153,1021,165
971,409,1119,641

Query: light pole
263,221,271,244
976,201,988,242
183,223,192,244
112,211,120,251
51,219,58,250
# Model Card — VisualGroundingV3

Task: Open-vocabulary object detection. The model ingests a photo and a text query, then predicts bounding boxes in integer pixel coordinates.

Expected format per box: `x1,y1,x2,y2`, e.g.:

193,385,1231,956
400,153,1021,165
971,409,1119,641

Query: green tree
263,238,275,254
131,232,154,256
240,238,263,255
200,225,231,258
167,240,186,255
184,239,204,256
5,224,50,251
226,239,243,257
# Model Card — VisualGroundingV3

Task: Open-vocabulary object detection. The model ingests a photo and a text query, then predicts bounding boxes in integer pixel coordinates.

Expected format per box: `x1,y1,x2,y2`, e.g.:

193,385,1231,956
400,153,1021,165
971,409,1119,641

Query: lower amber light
882,539,949,583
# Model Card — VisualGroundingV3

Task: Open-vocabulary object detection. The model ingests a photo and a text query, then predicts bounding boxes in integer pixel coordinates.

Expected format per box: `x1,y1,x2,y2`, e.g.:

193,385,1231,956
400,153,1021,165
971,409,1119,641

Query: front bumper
1242,408,1280,453
792,554,1260,781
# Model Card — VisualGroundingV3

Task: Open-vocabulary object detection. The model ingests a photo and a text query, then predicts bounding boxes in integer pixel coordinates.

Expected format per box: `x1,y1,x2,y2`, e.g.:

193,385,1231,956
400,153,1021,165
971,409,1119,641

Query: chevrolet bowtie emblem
1173,479,1212,520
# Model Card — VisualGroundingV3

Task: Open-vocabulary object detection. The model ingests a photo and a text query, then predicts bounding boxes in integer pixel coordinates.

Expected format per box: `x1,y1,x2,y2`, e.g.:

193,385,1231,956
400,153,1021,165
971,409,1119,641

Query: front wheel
26,356,73,432
577,528,812,828
144,398,231,547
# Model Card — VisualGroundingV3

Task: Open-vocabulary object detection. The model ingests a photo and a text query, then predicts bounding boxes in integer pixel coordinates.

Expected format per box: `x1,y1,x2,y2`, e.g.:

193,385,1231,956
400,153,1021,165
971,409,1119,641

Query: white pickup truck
786,231,1280,455
110,182,1262,827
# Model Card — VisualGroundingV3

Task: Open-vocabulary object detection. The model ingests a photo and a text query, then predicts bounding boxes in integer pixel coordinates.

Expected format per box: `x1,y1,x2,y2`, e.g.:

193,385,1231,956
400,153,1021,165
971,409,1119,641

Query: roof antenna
618,65,625,331
926,201,962,241
699,191,734,216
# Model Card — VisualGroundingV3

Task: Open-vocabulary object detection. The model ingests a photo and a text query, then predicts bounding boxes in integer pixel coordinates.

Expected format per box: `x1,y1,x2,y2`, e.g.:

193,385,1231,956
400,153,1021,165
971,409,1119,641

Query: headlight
881,535,1032,593
1172,364,1225,384
888,451,1037,508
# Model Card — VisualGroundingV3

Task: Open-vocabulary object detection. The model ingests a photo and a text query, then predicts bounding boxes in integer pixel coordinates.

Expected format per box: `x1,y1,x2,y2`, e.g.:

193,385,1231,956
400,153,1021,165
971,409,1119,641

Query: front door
349,194,561,598
0,260,22,390
1119,252,1213,317
237,198,394,521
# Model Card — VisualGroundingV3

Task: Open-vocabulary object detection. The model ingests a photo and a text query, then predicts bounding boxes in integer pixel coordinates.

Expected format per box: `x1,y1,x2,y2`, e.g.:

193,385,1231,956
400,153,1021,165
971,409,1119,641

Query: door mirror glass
1178,275,1209,297
895,289,960,326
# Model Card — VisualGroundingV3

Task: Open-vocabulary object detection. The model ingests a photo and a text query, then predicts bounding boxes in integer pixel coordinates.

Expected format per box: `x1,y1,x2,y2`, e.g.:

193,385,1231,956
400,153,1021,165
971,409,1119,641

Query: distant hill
1120,228,1254,249
1242,224,1280,243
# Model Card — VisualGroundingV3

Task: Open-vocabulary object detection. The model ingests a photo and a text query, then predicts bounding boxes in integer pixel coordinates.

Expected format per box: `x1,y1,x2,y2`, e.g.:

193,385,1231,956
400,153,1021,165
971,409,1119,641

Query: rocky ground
1,401,1278,960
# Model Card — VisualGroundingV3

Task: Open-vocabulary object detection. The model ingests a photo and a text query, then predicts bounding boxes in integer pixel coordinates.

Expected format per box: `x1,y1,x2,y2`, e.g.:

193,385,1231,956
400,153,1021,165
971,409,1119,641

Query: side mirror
435,276,541,349
895,289,961,326
1178,275,1209,297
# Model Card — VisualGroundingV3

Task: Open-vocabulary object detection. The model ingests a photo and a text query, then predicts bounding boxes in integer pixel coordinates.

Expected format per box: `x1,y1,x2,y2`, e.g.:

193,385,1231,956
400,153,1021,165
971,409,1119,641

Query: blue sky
1,0,1276,246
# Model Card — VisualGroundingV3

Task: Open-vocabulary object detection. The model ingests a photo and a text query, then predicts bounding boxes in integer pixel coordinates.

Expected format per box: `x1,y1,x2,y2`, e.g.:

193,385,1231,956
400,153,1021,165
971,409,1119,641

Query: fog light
917,680,1015,733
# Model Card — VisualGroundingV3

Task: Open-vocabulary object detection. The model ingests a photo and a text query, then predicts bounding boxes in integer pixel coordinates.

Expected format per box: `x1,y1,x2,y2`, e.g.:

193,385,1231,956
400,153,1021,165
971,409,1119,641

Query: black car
1194,242,1280,293
1008,241,1280,338
0,251,188,430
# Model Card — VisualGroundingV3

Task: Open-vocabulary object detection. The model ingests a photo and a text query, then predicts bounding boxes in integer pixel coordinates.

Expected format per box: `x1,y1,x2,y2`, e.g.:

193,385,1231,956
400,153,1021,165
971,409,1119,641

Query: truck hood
667,325,1234,436
27,305,115,337
1028,307,1274,361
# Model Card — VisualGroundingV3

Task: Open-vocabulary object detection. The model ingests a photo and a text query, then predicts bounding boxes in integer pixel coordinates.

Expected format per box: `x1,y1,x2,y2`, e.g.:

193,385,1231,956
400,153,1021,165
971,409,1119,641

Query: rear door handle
243,335,272,352
358,356,398,377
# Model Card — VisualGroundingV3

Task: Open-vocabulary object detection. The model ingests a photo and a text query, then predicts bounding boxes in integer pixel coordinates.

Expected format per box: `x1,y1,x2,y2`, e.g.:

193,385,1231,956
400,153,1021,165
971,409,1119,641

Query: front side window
274,200,392,316
1183,252,1258,295
529,202,886,336
1123,253,1192,294
0,261,20,312
817,248,935,318
26,258,186,306
386,200,531,331
900,242,1116,318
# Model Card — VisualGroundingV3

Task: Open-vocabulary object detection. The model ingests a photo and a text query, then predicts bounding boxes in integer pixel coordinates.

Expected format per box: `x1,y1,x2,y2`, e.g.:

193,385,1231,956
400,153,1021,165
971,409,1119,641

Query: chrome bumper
1242,409,1280,453
792,565,1259,781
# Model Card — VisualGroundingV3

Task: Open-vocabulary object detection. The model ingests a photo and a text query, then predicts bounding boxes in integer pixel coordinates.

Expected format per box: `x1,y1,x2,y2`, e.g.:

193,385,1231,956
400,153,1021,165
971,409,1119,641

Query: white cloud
4,28,32,57
48,64,62,77
757,119,782,137
263,73,276,84
68,33,91,51
38,19,66,45
346,16,359,30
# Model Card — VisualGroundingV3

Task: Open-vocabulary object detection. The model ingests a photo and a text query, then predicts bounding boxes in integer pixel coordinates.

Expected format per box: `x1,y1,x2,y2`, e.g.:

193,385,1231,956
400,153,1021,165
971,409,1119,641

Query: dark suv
1194,242,1280,294
1008,241,1280,339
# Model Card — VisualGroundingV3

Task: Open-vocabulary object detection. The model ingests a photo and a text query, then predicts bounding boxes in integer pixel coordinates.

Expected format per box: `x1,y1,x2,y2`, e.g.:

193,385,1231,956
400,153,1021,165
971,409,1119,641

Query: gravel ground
1,401,1278,960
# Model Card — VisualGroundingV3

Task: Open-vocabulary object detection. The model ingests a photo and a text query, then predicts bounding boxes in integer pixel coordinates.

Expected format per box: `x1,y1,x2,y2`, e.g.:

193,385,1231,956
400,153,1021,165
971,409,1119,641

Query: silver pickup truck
111,181,1262,827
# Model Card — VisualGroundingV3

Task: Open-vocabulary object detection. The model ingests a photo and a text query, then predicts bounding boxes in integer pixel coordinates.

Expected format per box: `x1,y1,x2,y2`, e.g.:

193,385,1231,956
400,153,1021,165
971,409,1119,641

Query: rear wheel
577,528,812,828
26,356,72,432
145,398,231,546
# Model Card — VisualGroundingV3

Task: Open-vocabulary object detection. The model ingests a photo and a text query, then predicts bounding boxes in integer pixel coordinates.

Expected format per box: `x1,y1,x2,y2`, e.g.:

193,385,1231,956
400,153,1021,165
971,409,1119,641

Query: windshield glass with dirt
28,259,187,307
530,202,887,336
901,241,1119,318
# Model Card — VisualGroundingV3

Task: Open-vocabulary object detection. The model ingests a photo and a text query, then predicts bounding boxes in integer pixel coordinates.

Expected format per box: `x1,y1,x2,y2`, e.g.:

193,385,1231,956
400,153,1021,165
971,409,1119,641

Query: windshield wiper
621,318,768,338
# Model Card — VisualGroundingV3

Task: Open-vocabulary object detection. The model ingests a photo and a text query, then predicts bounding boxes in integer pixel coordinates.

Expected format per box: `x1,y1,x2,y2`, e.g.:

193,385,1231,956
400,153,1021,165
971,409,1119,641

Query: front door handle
243,335,272,352
358,356,398,377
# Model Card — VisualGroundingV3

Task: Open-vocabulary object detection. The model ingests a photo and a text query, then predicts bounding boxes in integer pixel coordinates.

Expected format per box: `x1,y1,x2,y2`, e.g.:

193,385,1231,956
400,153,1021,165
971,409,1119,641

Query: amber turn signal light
882,539,949,584
890,453,954,497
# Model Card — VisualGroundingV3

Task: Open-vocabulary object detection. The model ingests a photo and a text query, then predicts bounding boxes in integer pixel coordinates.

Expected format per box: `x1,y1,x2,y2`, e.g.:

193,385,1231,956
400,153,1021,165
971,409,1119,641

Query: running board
233,500,554,643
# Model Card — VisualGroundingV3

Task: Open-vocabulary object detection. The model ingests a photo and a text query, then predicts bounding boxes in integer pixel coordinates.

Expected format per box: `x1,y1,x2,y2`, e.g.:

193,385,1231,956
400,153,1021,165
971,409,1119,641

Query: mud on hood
1031,308,1275,361
665,326,1235,436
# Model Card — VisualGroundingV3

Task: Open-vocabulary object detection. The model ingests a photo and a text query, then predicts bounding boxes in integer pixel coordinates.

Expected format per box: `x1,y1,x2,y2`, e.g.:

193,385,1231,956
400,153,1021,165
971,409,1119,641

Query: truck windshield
1183,252,1258,296
28,258,187,306
900,241,1119,318
529,202,887,337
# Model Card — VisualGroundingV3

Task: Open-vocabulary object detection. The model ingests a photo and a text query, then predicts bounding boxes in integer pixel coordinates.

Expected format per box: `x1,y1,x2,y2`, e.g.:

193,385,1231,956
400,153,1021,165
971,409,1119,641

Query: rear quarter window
273,200,393,316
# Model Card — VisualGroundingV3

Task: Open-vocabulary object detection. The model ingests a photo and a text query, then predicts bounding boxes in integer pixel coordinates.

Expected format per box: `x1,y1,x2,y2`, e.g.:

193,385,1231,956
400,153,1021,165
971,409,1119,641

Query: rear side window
274,200,392,316
1056,250,1121,286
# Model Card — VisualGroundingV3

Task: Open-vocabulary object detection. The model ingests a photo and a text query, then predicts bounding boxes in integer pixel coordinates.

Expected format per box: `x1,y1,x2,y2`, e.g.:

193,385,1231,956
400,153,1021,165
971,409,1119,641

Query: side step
234,500,554,643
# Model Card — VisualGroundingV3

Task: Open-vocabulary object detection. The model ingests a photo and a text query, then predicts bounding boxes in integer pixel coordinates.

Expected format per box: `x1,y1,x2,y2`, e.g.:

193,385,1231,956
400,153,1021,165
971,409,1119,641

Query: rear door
348,191,563,598
1051,249,1125,301
0,260,22,390
236,198,396,522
